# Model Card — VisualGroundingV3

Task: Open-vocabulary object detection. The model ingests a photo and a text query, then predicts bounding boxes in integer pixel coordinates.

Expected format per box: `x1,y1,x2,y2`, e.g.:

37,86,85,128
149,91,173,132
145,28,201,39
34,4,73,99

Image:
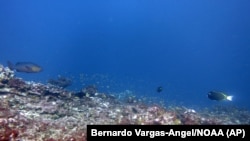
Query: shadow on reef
74,84,116,100
47,76,72,88
74,85,98,97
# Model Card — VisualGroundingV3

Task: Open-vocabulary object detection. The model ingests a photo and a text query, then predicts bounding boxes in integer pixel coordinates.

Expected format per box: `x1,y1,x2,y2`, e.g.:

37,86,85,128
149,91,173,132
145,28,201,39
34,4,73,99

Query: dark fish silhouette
7,61,42,73
156,86,163,93
48,76,72,88
208,91,233,101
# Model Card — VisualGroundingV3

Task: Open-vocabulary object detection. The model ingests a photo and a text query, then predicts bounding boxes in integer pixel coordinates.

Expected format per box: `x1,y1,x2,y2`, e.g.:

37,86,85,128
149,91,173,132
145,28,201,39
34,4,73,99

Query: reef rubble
0,64,250,140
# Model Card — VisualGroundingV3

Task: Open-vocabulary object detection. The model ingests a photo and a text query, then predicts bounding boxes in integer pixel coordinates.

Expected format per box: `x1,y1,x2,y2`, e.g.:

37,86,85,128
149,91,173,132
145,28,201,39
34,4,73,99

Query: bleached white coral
0,64,15,80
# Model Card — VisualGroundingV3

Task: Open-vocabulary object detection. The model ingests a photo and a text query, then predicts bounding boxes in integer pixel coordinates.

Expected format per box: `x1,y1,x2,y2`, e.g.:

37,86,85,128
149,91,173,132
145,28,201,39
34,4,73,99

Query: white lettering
218,129,224,136
134,129,141,136
168,129,175,136
91,129,97,136
203,129,210,136
134,129,165,138
91,129,132,136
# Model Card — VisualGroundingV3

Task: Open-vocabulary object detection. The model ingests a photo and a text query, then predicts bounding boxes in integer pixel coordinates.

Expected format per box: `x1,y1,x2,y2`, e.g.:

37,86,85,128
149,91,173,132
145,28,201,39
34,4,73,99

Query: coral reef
0,64,250,140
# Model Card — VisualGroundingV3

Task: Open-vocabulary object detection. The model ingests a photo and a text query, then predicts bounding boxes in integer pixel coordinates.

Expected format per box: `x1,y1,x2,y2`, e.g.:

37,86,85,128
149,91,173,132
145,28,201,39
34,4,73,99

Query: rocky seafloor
0,64,250,141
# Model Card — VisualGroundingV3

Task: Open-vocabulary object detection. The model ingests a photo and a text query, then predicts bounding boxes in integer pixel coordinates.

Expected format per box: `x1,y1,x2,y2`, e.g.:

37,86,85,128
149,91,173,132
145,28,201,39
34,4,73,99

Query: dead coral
7,78,28,92
1,63,250,140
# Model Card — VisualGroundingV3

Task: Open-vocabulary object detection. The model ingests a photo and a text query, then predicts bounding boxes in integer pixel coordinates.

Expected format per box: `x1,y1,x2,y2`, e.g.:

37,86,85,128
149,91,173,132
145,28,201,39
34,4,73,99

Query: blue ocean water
0,1,250,110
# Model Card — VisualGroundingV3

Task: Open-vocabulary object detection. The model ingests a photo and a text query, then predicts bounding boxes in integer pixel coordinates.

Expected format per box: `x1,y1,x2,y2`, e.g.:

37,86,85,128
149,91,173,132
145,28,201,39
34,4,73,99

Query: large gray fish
7,61,42,73
207,91,233,101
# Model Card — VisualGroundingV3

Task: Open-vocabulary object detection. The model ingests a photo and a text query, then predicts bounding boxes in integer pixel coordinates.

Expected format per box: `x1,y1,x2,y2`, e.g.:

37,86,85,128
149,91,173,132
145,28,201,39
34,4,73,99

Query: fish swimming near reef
207,91,233,101
156,86,163,93
7,61,42,73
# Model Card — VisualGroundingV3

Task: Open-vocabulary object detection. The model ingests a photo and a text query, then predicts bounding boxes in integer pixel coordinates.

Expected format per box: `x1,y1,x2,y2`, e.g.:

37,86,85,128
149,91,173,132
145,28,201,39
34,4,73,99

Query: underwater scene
1,0,250,140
